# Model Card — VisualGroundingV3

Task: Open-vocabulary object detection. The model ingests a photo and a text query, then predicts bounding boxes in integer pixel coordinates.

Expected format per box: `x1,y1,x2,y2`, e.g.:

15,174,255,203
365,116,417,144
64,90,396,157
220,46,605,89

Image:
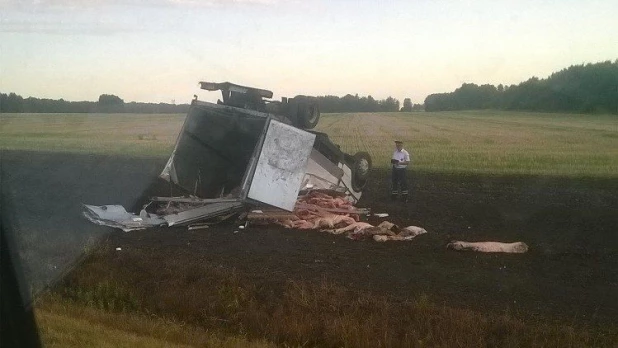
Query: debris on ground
187,222,210,231
446,241,529,253
83,198,245,232
83,204,165,232
83,189,427,243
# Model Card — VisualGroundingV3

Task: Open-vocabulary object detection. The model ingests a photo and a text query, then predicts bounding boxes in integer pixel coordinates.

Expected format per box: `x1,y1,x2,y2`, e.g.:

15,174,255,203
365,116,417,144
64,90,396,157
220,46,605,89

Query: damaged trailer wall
162,103,268,198
160,101,317,212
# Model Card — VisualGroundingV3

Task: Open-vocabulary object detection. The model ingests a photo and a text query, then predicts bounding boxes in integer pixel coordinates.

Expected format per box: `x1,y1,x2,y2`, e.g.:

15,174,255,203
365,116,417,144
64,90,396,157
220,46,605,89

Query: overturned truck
85,82,372,230
160,81,372,213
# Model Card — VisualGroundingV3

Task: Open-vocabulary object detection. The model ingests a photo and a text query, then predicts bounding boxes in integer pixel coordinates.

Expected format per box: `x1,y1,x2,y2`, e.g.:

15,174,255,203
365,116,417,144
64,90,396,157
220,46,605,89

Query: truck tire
351,151,371,192
298,100,320,129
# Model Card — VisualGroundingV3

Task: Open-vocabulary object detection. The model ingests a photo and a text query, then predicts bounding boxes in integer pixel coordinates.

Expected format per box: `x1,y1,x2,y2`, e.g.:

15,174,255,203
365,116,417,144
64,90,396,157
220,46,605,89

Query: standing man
391,140,411,202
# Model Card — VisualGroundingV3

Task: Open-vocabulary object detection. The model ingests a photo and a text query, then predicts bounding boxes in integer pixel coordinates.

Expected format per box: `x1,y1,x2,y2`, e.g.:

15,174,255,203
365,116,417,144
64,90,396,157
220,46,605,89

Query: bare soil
3,150,617,325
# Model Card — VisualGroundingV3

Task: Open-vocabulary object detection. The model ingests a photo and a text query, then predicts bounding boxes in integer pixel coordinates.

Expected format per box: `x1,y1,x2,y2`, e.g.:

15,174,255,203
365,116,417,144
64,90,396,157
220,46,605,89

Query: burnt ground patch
2,150,617,325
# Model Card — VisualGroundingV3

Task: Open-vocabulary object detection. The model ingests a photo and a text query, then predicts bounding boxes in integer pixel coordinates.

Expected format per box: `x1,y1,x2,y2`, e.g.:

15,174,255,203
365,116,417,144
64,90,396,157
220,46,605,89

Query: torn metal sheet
163,201,244,226
159,155,179,184
82,204,165,232
299,148,364,203
187,223,210,231
151,196,240,204
337,165,361,203
301,149,345,191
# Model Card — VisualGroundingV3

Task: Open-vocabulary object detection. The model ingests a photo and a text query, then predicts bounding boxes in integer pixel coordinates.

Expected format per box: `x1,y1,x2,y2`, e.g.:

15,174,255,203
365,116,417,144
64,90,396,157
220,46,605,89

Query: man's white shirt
392,149,410,169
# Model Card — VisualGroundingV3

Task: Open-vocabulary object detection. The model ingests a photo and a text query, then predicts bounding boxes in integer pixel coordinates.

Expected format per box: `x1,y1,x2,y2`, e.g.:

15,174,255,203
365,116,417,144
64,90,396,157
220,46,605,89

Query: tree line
1,91,413,114
315,94,409,113
4,60,615,115
0,93,191,114
424,60,618,114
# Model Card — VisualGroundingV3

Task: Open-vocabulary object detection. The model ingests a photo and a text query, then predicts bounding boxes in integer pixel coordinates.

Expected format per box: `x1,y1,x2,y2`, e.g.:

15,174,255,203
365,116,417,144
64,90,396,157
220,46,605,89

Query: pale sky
1,0,617,104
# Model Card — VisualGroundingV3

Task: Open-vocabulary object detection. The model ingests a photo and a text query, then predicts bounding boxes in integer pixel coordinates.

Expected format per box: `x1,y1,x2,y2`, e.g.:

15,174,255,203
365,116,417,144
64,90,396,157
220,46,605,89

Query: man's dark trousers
391,167,408,201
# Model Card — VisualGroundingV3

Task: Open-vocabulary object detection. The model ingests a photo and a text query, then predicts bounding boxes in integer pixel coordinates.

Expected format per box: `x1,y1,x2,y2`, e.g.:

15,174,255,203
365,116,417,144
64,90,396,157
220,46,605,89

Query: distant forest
0,91,408,114
0,93,191,114
2,60,616,114
315,95,423,113
425,60,618,114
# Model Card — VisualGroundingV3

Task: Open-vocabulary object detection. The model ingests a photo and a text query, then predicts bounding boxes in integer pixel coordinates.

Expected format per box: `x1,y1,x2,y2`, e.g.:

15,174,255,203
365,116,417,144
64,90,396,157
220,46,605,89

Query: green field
316,110,618,177
2,111,617,176
36,295,275,348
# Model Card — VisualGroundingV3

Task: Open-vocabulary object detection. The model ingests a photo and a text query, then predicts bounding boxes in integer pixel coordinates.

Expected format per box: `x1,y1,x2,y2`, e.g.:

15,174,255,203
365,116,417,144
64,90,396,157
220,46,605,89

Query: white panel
248,120,316,211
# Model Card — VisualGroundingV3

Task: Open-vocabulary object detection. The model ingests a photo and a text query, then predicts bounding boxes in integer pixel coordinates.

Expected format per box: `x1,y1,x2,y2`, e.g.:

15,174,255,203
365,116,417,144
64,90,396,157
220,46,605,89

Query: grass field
316,110,618,176
2,110,617,176
36,294,275,348
0,113,184,157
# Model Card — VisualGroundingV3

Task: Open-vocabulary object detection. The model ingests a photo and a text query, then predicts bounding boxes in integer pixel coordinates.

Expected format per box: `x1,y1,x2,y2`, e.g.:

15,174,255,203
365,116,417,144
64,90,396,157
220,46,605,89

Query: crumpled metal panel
301,148,344,191
163,201,244,226
247,120,315,211
82,204,165,232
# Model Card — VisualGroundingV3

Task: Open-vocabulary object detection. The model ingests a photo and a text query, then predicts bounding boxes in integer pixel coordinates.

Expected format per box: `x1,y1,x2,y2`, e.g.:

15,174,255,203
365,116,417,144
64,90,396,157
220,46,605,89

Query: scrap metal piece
82,204,165,232
163,201,244,226
299,148,367,203
151,196,240,204
304,148,344,185
187,222,210,231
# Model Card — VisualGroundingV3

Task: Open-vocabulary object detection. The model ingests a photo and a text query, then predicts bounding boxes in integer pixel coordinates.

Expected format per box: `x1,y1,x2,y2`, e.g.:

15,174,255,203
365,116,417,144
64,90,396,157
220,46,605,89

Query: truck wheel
351,152,371,192
298,101,320,129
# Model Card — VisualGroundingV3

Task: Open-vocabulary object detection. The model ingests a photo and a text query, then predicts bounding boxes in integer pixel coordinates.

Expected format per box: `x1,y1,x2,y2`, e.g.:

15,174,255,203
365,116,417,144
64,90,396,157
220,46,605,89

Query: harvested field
2,111,618,176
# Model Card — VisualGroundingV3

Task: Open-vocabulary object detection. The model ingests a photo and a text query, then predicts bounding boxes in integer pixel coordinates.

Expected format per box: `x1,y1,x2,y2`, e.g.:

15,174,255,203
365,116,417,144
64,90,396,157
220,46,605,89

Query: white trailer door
247,120,316,211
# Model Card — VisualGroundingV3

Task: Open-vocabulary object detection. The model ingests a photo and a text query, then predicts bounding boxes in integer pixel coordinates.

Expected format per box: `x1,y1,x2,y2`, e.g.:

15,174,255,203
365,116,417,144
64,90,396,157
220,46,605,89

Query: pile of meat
269,191,427,242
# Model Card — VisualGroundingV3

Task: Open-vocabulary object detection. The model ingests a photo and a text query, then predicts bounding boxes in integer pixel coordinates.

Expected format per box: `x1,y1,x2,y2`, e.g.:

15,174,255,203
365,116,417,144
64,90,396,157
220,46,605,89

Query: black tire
351,151,372,192
298,101,320,129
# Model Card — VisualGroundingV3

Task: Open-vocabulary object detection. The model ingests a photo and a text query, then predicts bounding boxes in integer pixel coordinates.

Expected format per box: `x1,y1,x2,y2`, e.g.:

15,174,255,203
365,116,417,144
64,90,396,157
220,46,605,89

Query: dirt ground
3,150,617,325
